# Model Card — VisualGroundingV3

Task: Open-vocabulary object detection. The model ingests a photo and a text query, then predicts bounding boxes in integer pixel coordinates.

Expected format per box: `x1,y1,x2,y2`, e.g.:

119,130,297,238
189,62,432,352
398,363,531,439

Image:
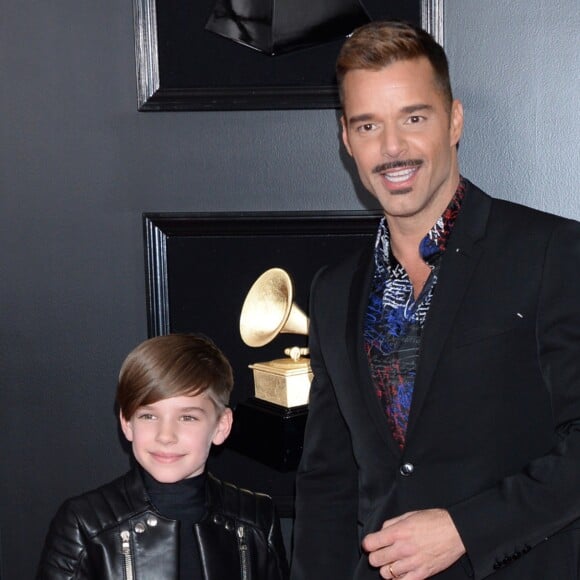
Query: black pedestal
227,397,308,472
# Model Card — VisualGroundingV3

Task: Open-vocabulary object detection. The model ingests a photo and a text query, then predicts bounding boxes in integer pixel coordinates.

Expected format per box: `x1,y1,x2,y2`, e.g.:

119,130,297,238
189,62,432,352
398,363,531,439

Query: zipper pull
120,530,135,580
237,525,249,579
120,530,131,552
237,525,246,543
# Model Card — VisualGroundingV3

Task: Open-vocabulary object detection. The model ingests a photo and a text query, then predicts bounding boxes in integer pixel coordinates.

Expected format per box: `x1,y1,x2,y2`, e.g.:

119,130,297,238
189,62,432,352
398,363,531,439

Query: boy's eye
180,415,199,422
138,413,155,420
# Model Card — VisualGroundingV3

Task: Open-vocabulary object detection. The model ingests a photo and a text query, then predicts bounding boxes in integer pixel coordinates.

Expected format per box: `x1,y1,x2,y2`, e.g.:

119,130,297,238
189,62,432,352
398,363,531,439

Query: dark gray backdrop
1,1,578,578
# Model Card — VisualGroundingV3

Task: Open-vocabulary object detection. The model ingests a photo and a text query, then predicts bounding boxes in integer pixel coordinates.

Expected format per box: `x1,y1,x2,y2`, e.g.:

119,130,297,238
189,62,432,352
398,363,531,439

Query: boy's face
120,393,232,483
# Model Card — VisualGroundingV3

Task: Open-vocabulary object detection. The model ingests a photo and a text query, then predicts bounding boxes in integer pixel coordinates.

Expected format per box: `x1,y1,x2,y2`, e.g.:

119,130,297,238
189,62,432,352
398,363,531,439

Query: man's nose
381,126,407,158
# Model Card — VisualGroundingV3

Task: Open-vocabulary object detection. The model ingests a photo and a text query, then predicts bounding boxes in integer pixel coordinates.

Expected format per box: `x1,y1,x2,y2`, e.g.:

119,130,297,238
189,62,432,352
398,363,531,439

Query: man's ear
212,407,233,446
449,99,464,147
119,410,134,442
341,115,353,156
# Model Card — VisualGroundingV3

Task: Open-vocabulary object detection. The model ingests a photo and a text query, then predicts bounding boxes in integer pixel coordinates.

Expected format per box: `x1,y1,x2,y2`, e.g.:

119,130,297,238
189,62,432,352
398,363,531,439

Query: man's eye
357,123,376,133
408,115,424,124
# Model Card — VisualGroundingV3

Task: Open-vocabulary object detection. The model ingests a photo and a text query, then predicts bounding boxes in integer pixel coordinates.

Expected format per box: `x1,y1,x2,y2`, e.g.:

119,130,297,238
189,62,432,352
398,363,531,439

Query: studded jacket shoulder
36,467,289,580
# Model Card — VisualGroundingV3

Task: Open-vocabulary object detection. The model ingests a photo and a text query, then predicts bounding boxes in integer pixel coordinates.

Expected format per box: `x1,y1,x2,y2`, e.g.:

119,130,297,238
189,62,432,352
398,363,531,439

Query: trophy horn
240,268,309,348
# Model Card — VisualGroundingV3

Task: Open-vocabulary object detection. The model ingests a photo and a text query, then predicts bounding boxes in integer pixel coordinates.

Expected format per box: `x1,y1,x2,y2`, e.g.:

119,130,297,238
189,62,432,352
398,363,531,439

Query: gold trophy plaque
239,268,312,408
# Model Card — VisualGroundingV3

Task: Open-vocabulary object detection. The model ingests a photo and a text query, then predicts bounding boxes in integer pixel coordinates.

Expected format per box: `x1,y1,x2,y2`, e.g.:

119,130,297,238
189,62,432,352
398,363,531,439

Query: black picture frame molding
133,0,444,111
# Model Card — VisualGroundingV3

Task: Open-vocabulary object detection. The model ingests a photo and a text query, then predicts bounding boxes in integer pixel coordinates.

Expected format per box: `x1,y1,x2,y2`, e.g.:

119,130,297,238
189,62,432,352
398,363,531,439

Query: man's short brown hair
116,334,234,420
336,20,453,110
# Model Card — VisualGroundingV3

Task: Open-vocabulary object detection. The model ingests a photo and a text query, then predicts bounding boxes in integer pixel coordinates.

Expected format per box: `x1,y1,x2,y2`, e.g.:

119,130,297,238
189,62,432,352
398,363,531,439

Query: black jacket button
399,463,414,476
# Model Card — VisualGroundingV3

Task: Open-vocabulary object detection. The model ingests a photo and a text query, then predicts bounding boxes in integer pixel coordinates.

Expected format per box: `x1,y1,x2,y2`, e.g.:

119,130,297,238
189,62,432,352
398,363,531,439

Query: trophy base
250,358,312,407
227,397,308,472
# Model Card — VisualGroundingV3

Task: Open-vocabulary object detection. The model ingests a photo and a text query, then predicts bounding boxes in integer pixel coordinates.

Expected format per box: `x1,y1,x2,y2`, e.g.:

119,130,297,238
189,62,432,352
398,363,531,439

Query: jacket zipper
237,525,249,580
120,530,135,580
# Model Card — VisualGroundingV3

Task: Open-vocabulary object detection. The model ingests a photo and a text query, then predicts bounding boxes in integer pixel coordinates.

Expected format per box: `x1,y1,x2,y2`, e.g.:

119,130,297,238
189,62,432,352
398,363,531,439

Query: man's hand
362,509,466,579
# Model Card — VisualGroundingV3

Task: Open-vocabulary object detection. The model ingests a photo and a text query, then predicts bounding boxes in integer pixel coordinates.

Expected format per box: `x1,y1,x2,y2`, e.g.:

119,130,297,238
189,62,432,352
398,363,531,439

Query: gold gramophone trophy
227,267,311,471
240,267,312,407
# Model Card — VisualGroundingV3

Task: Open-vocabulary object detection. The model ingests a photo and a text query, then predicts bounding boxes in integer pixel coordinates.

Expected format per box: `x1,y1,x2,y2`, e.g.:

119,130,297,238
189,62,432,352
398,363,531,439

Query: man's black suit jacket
292,180,580,579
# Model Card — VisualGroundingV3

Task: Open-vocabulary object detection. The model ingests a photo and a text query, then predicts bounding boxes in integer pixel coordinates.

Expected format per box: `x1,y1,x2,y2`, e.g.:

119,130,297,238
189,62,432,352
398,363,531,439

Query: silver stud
147,516,158,527
134,522,146,533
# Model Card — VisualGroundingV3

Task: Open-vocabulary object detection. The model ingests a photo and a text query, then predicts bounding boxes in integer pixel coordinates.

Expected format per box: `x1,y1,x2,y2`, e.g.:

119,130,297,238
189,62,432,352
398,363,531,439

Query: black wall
0,2,375,578
2,1,578,578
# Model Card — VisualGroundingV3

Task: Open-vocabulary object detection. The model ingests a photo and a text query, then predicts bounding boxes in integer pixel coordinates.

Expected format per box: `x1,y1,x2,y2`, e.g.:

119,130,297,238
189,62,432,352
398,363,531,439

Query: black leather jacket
36,468,289,579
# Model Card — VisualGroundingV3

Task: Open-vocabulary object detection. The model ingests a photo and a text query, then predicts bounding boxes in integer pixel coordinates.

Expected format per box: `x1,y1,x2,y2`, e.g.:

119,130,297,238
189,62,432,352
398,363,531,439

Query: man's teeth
383,167,417,183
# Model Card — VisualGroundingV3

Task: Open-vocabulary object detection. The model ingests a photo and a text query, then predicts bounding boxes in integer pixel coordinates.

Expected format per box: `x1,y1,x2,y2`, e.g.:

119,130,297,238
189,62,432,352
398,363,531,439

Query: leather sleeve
36,499,90,580
236,485,289,579
291,266,361,579
202,476,289,579
448,219,580,578
264,497,290,580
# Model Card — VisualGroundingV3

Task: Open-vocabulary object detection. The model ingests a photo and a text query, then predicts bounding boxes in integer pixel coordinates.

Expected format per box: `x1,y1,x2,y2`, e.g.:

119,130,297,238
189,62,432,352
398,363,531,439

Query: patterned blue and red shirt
364,178,466,448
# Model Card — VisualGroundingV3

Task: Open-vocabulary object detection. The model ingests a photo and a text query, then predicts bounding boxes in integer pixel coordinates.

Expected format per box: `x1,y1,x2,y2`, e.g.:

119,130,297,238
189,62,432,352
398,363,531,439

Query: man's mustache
372,159,423,174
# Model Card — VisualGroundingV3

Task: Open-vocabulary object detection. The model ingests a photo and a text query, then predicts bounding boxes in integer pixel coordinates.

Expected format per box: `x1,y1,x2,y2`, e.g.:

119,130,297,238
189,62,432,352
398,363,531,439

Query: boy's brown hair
116,334,234,420
336,20,453,111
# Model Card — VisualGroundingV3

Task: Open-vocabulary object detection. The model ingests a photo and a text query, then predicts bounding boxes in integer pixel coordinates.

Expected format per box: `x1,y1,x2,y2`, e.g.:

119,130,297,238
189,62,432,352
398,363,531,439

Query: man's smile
373,159,423,175
383,166,420,184
372,160,423,191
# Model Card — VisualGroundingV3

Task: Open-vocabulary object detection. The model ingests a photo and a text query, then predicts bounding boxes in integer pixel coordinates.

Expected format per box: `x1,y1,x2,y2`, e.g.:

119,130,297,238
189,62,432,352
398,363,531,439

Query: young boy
37,334,289,579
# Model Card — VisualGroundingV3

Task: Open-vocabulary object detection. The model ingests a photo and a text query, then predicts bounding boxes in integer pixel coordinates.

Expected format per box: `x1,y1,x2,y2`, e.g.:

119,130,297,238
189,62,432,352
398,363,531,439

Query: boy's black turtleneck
141,467,207,580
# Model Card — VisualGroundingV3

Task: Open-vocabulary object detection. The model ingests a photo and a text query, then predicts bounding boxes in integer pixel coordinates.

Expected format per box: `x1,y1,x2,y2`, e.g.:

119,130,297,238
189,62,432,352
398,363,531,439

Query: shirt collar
374,176,467,271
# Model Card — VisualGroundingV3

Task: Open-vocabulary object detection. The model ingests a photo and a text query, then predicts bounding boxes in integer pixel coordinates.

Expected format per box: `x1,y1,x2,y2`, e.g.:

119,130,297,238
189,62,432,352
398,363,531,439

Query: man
291,21,580,580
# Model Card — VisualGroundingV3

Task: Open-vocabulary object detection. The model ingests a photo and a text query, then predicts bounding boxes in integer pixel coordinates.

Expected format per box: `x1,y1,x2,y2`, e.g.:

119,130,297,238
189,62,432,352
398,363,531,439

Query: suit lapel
405,184,492,443
346,242,405,457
